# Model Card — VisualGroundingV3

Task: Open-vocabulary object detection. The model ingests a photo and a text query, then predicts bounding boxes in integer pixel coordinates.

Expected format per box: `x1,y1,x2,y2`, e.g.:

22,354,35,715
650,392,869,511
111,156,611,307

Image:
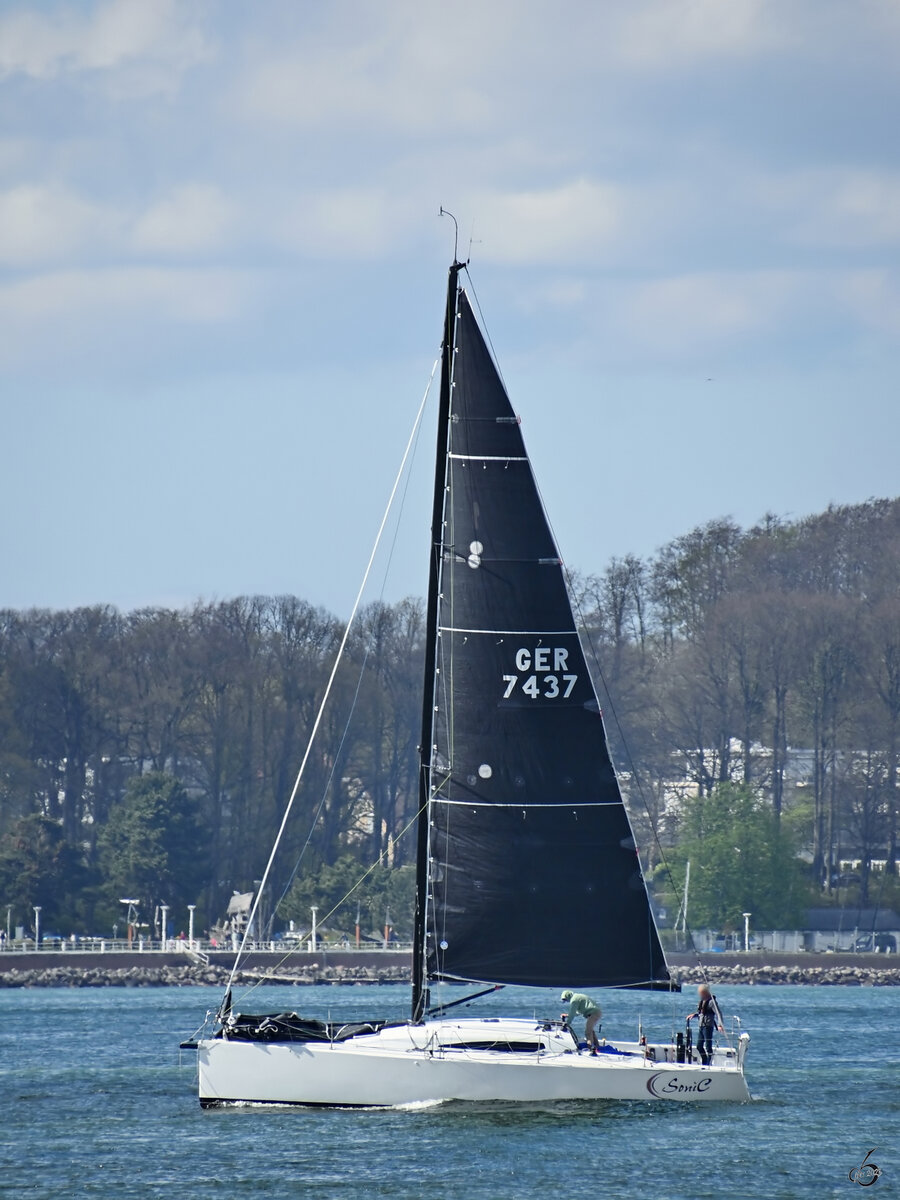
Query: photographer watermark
849,1149,882,1187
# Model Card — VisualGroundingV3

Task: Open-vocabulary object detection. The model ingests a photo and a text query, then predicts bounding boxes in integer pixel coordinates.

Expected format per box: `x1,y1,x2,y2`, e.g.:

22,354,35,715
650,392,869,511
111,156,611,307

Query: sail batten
431,799,627,808
439,628,576,635
448,453,530,462
416,271,670,1001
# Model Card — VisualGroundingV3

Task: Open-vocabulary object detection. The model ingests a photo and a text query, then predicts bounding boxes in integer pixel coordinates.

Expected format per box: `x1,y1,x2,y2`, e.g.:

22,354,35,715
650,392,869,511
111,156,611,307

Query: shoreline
2,952,899,989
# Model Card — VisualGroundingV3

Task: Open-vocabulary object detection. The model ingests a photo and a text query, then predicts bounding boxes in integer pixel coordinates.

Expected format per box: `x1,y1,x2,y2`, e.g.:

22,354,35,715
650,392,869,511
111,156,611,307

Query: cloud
466,180,625,266
238,17,487,136
0,266,254,368
622,271,784,348
540,277,589,309
740,166,900,251
789,170,900,248
132,184,235,255
274,187,411,259
234,0,802,142
577,266,900,363
0,184,115,266
0,182,236,267
613,0,784,66
841,270,900,336
11,266,248,321
1,0,898,386
0,0,210,89
608,0,899,69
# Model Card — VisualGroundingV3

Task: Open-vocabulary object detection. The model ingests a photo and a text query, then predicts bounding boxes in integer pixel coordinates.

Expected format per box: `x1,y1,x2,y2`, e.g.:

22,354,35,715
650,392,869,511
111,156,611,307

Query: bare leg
584,1012,601,1050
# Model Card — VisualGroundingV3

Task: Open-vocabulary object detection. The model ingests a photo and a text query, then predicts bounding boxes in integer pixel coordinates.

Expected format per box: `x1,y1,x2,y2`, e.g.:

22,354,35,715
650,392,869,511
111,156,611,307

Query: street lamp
33,905,42,949
253,880,263,943
160,903,169,950
310,906,318,953
742,912,752,953
187,905,196,951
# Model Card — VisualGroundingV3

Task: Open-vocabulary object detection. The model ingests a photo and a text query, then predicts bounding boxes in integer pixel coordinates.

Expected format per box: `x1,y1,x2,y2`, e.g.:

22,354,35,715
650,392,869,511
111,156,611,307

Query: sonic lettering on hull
646,1072,714,1098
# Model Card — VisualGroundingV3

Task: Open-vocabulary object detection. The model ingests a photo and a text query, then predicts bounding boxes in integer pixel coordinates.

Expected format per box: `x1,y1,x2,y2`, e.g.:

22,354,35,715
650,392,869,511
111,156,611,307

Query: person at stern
687,983,724,1066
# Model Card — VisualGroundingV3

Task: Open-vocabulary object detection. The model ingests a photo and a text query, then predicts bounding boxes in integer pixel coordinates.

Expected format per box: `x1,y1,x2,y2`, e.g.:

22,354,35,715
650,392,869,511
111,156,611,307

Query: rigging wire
269,642,369,918
224,358,439,997
232,796,430,1005
308,800,426,931
461,265,508,394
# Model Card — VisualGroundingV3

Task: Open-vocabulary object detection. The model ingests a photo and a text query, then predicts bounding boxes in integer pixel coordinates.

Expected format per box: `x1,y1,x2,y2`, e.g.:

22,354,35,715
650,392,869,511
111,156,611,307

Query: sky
1,0,899,617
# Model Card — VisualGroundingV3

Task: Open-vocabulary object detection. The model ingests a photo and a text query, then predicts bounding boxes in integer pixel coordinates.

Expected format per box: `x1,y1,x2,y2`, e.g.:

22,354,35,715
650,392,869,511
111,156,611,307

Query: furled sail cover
424,287,671,990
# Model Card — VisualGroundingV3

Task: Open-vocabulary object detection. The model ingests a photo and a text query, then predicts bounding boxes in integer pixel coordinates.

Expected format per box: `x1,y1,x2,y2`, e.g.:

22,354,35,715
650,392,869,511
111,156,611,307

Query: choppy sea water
1,981,896,1199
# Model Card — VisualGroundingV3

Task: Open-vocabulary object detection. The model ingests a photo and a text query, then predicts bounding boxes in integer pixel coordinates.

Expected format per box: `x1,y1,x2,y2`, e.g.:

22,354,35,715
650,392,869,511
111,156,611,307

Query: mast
412,261,460,1022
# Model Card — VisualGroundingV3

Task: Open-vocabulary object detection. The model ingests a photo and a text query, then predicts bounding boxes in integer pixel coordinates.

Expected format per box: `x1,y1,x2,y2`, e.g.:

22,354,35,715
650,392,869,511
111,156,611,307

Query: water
2,982,896,1198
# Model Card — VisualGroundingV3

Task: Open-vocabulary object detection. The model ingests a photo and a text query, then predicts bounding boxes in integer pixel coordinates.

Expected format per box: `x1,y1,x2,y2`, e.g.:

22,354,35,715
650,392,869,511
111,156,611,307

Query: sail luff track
412,262,460,1022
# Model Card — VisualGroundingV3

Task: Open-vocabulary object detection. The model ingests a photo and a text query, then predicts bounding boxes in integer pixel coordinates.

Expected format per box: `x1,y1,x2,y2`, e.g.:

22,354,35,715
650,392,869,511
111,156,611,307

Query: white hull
197,1018,751,1106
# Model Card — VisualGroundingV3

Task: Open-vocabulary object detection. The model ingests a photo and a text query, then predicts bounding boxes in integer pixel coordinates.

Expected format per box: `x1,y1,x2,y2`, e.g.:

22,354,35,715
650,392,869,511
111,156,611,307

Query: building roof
226,891,254,916
805,907,900,931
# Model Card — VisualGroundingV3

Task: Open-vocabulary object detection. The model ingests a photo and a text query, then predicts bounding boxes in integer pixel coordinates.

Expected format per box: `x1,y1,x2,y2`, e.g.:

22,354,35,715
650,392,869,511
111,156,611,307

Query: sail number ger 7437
502,647,577,700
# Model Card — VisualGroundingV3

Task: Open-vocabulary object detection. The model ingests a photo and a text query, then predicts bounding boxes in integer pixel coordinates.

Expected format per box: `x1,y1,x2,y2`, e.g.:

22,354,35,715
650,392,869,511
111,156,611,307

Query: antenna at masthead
439,206,460,264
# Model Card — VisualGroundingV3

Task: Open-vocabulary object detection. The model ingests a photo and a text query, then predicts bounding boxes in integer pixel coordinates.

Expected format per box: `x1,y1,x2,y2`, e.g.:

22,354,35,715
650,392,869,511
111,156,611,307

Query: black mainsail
412,264,671,1020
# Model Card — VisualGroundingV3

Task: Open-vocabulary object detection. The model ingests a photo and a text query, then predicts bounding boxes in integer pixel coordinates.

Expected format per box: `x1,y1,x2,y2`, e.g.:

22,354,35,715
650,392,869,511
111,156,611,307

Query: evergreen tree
97,772,207,926
0,814,85,933
281,854,416,939
666,783,808,930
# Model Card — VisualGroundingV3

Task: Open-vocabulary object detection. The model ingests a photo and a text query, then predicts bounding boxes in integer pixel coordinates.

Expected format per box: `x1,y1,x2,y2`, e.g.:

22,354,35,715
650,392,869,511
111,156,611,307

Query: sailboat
192,255,751,1106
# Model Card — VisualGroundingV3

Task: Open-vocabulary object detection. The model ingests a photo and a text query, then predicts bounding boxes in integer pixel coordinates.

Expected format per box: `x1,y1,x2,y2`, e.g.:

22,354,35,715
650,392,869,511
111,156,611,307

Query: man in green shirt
560,990,602,1054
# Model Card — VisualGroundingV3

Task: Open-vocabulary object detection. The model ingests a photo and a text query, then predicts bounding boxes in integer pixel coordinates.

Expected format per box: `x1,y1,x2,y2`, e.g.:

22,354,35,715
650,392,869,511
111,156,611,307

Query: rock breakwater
0,962,412,988
2,961,897,988
679,963,900,986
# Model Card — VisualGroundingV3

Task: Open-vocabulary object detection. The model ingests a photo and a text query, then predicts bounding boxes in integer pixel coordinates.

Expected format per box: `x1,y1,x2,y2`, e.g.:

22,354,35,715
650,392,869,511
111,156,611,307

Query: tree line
1,497,898,937
575,497,900,920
